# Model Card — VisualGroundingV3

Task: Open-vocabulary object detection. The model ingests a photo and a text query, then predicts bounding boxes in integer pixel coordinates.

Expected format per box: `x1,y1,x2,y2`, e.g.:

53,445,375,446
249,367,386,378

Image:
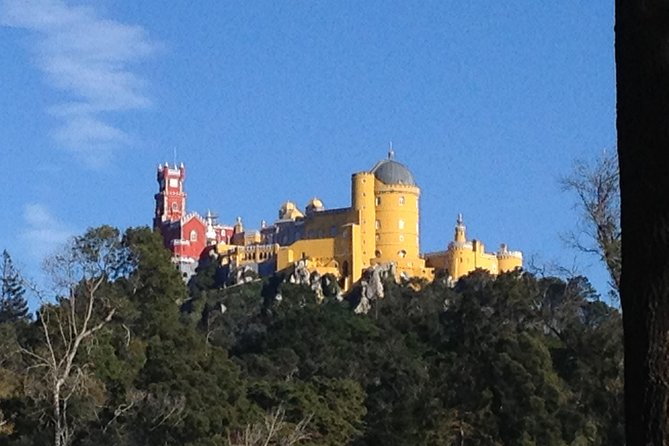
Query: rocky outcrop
354,263,396,314
288,259,311,286
226,264,259,286
282,260,343,302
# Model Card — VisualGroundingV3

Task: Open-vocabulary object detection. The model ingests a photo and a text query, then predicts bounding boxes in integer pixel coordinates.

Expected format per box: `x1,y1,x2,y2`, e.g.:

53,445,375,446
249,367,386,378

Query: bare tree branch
19,227,125,446
229,405,313,446
561,150,621,295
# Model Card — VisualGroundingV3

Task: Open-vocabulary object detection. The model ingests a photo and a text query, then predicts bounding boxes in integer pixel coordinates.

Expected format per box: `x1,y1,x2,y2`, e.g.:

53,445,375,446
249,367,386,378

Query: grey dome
370,158,416,186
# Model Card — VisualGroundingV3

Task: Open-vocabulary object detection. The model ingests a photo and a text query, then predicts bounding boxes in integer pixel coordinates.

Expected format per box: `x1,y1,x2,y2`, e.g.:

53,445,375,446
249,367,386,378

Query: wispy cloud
21,203,73,259
1,0,157,166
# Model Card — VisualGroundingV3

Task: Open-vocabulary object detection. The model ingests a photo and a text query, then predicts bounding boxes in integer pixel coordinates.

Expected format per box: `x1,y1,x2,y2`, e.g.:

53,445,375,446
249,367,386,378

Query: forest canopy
0,226,623,445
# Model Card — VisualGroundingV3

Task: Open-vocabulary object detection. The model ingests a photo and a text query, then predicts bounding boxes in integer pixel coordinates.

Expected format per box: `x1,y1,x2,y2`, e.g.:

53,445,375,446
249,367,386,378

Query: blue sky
0,1,615,299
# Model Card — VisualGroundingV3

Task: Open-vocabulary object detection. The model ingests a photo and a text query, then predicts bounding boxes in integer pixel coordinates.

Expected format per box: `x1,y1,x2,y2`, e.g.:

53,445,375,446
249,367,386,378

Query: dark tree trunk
616,1,669,444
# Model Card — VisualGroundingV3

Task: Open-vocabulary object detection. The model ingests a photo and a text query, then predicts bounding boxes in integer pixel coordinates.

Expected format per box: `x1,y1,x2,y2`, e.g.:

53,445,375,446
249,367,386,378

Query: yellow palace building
210,150,522,289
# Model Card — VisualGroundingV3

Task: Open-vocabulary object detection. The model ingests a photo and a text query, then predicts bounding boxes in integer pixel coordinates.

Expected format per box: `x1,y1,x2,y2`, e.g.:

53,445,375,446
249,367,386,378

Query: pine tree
0,250,29,323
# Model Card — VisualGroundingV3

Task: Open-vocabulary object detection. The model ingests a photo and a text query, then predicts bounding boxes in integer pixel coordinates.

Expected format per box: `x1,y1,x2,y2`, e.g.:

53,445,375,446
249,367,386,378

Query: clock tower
154,162,187,228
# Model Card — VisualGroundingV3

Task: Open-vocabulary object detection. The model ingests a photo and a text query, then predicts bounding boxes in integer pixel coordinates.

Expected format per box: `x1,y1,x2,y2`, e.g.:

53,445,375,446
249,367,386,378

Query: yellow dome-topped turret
278,201,304,221
305,197,325,215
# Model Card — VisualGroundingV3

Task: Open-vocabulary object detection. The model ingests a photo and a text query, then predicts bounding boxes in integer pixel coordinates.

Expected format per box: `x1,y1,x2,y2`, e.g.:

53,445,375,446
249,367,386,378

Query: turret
496,243,523,273
351,172,376,265
205,210,217,245
231,217,245,245
454,213,466,243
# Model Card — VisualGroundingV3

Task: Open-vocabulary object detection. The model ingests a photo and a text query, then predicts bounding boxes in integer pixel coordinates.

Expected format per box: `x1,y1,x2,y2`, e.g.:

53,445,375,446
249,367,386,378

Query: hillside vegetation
0,227,623,445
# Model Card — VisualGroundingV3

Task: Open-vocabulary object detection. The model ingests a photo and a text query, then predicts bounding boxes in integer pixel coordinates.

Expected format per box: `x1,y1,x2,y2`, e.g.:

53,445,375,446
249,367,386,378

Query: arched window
172,202,178,212
190,230,197,241
375,196,381,206
375,220,380,229
375,250,382,258
398,249,407,258
398,219,405,230
399,196,405,205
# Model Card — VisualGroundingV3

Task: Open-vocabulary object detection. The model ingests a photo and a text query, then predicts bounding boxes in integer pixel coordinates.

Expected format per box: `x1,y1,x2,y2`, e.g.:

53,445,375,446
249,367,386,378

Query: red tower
154,163,187,228
152,162,235,279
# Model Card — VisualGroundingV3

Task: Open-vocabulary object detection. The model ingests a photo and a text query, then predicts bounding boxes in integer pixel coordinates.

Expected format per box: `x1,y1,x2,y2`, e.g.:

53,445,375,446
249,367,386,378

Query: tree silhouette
0,250,29,323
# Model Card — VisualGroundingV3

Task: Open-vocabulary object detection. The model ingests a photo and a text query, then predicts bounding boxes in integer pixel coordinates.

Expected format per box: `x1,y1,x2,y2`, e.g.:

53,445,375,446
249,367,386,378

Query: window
398,219,405,230
190,230,197,241
399,196,405,205
375,220,380,229
375,196,381,206
172,202,178,212
375,250,382,258
398,250,407,258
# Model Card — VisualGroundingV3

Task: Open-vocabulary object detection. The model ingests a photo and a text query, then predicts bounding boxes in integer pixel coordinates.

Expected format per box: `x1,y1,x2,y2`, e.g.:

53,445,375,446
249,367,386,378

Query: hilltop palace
153,151,522,289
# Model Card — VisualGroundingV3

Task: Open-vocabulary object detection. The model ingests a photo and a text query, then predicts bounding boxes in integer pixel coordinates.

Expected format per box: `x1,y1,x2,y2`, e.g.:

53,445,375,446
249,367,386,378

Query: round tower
446,214,471,280
351,171,376,265
370,151,421,267
496,243,523,273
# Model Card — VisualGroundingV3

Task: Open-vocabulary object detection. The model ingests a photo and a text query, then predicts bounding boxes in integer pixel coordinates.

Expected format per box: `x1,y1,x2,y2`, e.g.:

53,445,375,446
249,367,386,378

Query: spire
454,213,466,243
205,210,217,226
234,216,244,234
388,141,395,160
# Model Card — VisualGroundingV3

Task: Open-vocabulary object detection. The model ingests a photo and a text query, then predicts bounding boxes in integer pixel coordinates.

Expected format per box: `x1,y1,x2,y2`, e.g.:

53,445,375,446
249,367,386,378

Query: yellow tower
371,150,420,264
496,244,523,273
367,149,430,279
351,171,376,278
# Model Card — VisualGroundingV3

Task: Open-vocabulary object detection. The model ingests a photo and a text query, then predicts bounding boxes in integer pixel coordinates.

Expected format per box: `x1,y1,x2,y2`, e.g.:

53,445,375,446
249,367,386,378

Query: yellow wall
276,237,340,276
446,244,499,279
302,209,356,239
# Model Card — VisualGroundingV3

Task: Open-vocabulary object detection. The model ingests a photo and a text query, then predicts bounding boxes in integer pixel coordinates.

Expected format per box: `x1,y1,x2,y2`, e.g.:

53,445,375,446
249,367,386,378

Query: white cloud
21,203,73,259
1,0,157,165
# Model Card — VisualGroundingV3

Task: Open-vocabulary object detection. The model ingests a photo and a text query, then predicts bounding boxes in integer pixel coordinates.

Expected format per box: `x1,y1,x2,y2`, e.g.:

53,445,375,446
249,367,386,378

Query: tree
0,250,29,323
21,226,124,446
228,406,312,446
615,1,669,443
562,151,621,295
107,227,253,446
